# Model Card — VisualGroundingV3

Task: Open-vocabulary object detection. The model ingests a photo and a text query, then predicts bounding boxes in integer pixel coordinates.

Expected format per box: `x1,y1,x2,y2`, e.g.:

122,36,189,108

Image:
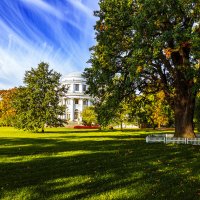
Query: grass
0,127,199,200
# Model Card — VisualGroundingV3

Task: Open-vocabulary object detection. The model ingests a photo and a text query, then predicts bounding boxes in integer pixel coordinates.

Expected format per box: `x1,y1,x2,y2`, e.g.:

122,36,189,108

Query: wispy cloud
20,0,64,20
66,0,94,17
0,0,99,89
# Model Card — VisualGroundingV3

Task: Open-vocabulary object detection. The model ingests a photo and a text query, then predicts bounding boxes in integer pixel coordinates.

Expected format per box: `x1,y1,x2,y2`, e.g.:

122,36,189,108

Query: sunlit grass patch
0,127,199,199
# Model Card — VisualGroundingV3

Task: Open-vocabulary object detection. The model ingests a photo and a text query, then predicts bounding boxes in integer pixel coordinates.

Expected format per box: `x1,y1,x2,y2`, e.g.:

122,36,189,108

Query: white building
60,72,92,123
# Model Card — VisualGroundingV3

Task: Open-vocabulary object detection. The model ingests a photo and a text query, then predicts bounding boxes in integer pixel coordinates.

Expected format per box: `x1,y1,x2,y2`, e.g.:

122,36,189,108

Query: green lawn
0,127,199,200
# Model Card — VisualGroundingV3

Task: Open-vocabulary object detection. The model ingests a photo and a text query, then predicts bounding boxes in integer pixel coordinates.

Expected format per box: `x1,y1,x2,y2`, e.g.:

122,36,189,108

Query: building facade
60,72,92,123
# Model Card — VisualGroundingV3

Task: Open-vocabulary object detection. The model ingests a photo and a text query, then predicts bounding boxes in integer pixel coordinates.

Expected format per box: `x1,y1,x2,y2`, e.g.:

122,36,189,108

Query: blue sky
0,0,99,89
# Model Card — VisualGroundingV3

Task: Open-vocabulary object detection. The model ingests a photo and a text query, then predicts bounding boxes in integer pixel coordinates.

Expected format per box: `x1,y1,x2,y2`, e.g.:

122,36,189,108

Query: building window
83,85,86,92
75,84,79,91
74,99,79,104
66,113,70,120
74,109,79,120
83,99,88,106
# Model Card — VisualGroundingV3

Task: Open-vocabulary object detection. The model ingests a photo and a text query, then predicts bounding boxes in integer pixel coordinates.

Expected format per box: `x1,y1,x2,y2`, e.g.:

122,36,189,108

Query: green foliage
110,101,130,129
131,91,174,129
84,0,200,137
12,62,67,132
94,95,123,128
81,106,98,126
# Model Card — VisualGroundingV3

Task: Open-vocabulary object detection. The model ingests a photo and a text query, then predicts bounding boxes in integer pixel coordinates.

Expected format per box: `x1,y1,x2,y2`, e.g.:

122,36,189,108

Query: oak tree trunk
172,48,196,138
174,84,196,138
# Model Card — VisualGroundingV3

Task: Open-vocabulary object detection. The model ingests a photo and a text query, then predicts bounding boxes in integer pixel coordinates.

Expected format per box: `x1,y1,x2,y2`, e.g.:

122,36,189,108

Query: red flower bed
74,125,100,129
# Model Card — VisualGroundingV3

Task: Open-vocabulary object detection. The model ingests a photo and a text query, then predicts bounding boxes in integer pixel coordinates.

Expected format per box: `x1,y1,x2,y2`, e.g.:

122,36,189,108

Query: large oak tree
84,0,200,137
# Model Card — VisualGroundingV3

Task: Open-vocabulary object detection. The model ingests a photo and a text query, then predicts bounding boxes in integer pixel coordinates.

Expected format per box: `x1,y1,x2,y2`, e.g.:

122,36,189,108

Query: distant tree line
1,61,200,133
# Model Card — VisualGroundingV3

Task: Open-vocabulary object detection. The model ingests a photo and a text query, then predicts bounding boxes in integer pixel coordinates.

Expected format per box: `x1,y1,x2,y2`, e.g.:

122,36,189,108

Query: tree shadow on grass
43,128,170,134
0,134,199,199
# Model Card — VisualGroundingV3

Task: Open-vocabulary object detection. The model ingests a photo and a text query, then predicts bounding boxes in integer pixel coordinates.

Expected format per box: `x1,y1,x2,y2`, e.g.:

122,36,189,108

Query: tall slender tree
84,0,200,138
13,62,67,132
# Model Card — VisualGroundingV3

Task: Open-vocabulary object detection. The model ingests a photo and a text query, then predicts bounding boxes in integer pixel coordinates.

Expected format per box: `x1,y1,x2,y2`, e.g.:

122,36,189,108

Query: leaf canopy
84,0,200,127
13,62,67,132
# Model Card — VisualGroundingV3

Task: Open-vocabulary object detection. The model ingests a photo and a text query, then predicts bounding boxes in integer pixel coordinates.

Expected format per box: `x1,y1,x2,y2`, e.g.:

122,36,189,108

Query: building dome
62,72,84,82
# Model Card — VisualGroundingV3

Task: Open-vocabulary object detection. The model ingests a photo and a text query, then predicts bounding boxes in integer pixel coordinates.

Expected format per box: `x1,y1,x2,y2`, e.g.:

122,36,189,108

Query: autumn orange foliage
0,88,17,126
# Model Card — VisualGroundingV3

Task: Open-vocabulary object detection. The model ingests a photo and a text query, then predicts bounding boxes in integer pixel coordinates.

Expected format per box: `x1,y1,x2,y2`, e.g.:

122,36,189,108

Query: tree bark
171,48,196,138
174,86,196,138
120,121,123,130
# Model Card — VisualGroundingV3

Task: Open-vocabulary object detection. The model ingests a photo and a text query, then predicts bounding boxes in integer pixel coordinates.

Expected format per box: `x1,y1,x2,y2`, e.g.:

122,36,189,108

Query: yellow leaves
0,88,17,122
154,20,163,28
163,48,173,59
136,66,143,73
148,91,168,128
100,24,104,31
156,91,165,100
196,59,200,69
97,23,108,31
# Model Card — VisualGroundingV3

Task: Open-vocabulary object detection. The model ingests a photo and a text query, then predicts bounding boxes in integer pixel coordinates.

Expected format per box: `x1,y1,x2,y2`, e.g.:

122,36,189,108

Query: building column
64,98,67,120
79,99,83,122
70,98,74,121
60,97,65,119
